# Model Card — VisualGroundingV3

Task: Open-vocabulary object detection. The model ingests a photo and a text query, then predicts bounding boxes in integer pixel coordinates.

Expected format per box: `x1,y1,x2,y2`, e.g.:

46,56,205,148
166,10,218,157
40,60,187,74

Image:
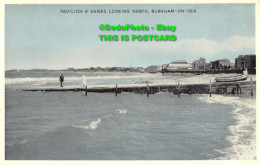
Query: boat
215,69,248,82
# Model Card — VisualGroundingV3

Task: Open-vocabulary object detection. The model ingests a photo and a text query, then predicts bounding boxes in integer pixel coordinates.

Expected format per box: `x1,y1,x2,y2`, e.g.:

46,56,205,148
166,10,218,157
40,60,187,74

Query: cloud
46,35,255,68
143,35,255,57
220,35,255,53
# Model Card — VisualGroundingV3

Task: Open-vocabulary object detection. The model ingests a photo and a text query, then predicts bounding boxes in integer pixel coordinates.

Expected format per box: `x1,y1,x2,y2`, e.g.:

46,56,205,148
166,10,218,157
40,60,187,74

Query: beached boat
215,69,248,82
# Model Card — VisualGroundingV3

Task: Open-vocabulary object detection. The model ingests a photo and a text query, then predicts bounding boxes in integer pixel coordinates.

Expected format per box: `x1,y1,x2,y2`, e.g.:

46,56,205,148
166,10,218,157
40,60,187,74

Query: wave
75,108,127,130
198,95,256,160
75,118,101,130
117,109,127,114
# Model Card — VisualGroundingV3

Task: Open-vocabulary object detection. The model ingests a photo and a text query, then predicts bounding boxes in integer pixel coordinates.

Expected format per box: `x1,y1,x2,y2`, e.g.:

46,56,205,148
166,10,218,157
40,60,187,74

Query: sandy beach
6,72,256,90
135,73,256,85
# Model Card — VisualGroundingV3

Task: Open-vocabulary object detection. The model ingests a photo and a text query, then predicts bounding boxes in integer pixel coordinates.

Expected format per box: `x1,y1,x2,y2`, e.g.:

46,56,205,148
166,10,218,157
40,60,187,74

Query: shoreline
5,73,255,92
199,95,256,159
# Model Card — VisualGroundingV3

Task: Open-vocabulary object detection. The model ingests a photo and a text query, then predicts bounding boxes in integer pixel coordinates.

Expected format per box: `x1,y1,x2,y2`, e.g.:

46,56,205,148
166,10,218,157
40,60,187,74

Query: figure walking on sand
82,74,87,87
59,74,64,87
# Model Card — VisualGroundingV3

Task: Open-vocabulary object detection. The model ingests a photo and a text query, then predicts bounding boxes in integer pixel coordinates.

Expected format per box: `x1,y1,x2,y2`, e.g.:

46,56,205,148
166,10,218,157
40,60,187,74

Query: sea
5,71,256,160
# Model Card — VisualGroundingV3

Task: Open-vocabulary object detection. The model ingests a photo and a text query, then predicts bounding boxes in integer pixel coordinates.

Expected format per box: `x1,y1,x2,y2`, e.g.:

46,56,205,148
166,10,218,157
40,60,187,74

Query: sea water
5,72,256,160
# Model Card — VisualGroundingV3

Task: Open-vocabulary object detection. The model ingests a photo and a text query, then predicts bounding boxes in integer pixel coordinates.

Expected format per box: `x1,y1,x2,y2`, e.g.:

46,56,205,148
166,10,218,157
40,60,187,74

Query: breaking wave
198,95,256,160
75,118,101,130
75,108,128,130
117,109,127,114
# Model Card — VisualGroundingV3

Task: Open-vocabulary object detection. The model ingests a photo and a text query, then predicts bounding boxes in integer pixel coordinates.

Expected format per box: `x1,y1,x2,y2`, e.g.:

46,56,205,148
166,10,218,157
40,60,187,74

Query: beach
5,71,256,160
5,71,256,89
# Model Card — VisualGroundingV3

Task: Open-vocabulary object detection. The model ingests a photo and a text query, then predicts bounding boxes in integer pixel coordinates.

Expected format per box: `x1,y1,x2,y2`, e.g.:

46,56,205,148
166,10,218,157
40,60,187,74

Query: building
136,67,146,73
230,63,235,69
210,59,230,70
164,60,205,75
192,58,206,70
167,60,192,70
67,68,76,71
235,55,256,69
199,58,206,64
146,65,162,73
192,60,199,69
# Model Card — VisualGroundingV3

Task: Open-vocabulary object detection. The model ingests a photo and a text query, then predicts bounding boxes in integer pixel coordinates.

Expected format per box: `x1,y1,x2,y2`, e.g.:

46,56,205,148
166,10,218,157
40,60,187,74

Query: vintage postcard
0,0,259,164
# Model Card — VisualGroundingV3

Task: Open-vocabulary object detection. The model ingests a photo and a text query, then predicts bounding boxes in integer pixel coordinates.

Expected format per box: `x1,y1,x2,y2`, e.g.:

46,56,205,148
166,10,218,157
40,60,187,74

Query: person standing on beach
82,74,87,87
59,74,64,87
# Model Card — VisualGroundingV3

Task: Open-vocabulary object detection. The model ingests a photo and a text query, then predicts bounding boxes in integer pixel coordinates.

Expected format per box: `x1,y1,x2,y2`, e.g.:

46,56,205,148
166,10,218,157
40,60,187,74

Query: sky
5,4,255,70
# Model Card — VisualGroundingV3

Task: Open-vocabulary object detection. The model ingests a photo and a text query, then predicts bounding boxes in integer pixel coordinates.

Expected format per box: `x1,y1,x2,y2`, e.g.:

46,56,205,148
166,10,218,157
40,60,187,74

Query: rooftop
170,60,187,64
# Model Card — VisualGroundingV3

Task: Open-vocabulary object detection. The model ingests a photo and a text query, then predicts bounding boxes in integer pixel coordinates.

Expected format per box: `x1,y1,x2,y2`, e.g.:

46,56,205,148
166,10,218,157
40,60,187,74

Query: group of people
59,74,87,87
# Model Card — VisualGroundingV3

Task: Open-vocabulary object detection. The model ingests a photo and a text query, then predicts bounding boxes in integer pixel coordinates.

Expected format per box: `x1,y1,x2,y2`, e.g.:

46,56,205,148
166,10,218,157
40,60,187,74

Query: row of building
146,54,256,74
